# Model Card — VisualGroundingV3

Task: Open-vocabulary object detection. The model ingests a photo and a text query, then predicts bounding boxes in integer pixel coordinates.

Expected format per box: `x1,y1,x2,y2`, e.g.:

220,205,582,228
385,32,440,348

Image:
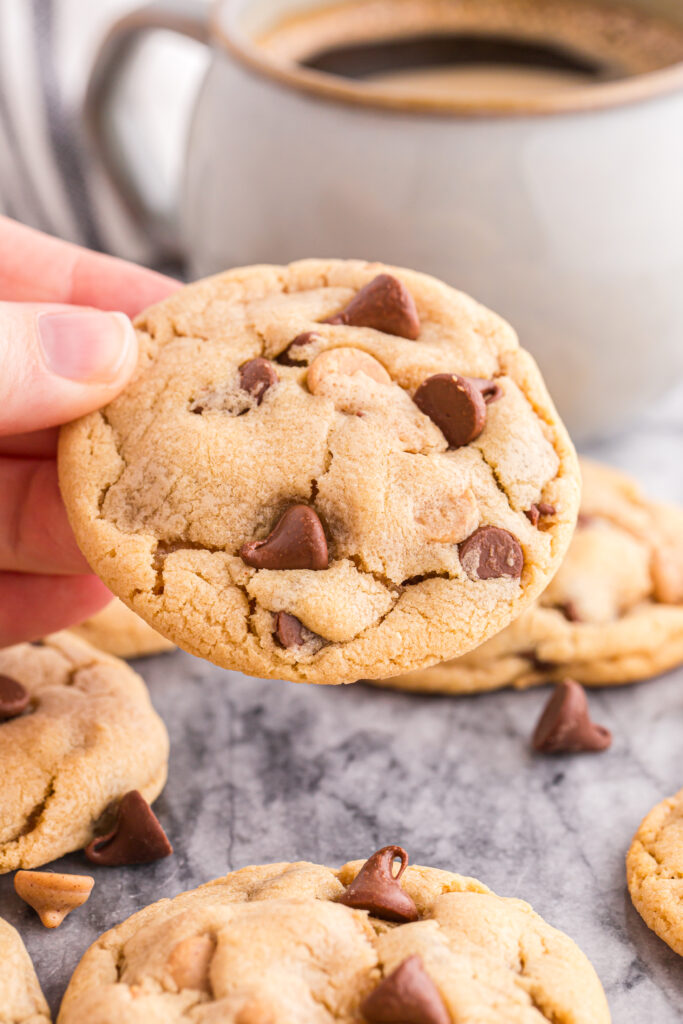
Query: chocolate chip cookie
0,916,50,1023
58,260,579,685
381,458,683,693
57,848,609,1023
70,597,175,659
0,632,168,872
627,788,683,956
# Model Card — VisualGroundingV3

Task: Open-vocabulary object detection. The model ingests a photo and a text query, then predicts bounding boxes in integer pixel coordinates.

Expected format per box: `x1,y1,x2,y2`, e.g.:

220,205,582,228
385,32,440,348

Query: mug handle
84,0,211,261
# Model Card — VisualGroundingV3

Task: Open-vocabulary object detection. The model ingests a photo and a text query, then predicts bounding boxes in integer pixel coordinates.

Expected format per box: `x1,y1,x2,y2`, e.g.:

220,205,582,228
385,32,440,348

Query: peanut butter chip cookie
0,632,169,872
627,788,683,956
57,851,609,1024
58,260,579,685
70,597,175,659
0,916,51,1023
382,458,683,694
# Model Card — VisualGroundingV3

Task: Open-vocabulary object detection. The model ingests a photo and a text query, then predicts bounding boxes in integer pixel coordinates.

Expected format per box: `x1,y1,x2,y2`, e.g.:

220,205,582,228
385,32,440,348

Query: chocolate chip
470,377,503,404
325,274,420,340
338,845,418,923
238,358,278,404
240,505,329,570
277,332,321,366
525,502,556,527
577,512,595,528
361,955,450,1024
0,675,30,721
560,601,582,623
532,679,612,754
459,526,524,580
274,611,305,648
85,791,173,866
413,374,487,448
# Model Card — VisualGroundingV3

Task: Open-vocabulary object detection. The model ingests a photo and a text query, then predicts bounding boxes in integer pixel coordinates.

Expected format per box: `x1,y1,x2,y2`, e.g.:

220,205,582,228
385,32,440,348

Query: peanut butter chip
167,934,216,992
307,347,391,396
413,375,487,448
459,526,524,580
325,274,420,340
238,358,278,404
338,845,418,923
14,870,94,928
532,679,612,754
274,611,305,648
361,955,451,1024
85,790,173,866
0,674,30,720
240,505,329,570
277,331,321,366
415,490,479,544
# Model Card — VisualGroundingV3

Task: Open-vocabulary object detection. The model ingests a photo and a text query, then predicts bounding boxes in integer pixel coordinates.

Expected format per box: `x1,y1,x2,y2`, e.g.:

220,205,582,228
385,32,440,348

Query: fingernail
38,311,135,383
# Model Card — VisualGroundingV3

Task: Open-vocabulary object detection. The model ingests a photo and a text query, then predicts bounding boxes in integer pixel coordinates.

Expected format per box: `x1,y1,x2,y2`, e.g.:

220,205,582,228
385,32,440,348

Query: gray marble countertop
1,383,682,1021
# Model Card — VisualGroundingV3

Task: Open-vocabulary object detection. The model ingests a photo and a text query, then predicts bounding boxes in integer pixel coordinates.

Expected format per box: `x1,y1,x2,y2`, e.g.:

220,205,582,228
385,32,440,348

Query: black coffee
258,0,683,104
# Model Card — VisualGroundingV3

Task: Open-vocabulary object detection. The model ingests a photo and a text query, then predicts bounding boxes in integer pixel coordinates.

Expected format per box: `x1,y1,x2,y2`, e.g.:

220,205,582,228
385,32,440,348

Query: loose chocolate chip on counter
277,332,321,366
240,505,329,570
459,526,524,580
0,675,30,721
85,790,173,866
325,274,420,340
470,377,503,404
238,358,278,404
361,955,451,1024
338,845,418,923
532,679,612,754
524,502,556,527
413,374,487,448
274,611,305,648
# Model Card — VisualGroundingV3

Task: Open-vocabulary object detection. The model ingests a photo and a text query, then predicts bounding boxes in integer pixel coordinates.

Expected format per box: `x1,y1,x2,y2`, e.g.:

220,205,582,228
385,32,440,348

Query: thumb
0,301,138,436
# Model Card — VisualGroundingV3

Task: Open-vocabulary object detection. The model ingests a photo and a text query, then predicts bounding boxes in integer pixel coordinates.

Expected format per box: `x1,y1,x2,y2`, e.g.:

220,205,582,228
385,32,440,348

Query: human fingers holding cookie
0,217,178,646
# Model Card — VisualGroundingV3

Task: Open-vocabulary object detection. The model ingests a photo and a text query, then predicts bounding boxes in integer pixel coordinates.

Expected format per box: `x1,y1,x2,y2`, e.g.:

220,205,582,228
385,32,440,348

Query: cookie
381,458,683,694
0,632,169,872
58,260,579,685
0,916,50,1023
627,788,683,956
57,849,609,1023
70,597,175,659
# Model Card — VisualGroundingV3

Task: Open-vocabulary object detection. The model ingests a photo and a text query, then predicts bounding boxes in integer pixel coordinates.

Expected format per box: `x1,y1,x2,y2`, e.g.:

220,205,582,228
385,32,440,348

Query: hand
0,217,179,646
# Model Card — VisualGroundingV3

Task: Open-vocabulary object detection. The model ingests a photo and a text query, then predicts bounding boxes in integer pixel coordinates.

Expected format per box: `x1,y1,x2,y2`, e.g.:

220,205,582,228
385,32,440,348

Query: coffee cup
86,0,683,442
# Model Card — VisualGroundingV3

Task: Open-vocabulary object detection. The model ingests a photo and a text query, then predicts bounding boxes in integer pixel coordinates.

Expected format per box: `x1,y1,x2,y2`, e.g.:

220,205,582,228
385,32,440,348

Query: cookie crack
94,408,126,515
151,540,224,596
475,447,518,517
5,773,58,847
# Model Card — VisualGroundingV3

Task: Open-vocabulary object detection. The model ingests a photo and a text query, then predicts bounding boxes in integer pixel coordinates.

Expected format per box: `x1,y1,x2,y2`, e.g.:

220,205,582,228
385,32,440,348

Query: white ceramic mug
87,0,683,442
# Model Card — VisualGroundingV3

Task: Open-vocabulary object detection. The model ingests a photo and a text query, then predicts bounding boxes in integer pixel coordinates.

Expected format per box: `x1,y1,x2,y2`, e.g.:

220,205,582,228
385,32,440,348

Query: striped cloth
0,0,209,268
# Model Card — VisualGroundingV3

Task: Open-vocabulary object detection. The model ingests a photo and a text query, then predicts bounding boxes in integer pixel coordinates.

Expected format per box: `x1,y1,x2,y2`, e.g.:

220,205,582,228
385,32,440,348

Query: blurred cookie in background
71,597,175,659
0,916,50,1023
627,787,683,957
0,632,169,872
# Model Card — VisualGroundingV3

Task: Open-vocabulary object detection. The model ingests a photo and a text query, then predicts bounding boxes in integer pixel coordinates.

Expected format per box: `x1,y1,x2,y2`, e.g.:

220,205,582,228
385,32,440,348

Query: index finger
0,217,180,316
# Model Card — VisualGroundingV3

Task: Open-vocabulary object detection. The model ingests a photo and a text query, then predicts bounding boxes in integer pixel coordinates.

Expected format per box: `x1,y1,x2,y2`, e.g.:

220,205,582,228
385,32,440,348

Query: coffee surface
257,0,683,103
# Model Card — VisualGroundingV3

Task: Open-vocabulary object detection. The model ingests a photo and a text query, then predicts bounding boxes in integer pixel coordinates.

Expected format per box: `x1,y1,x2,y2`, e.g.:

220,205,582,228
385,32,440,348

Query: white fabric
0,0,210,267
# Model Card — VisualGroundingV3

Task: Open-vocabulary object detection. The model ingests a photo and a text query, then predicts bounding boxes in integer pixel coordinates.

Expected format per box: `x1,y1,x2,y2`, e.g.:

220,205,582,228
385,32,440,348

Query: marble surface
1,383,682,1021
